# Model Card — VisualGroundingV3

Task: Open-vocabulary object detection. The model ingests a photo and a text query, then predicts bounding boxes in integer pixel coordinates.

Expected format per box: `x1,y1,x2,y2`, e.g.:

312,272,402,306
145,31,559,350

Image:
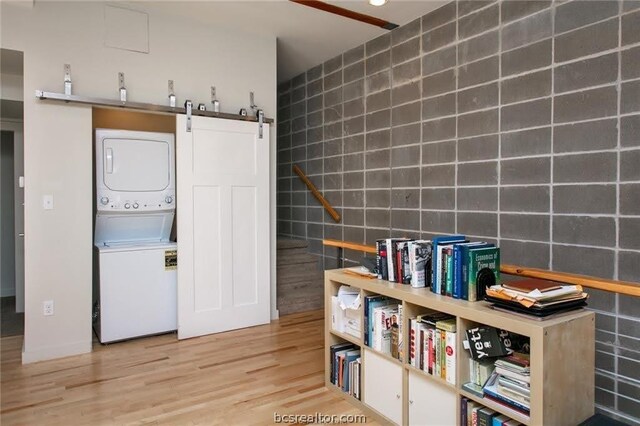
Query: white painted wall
1,1,277,363
1,73,23,101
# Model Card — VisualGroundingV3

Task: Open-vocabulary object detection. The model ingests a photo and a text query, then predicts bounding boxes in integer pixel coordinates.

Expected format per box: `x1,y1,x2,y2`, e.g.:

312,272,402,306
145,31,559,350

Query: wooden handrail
324,238,376,254
322,239,640,297
293,165,341,223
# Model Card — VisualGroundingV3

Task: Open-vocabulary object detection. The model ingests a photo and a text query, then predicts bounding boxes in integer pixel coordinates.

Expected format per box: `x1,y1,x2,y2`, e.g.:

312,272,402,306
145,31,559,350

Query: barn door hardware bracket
64,64,72,96
118,72,127,103
211,86,220,112
168,80,176,107
185,100,192,132
249,91,264,139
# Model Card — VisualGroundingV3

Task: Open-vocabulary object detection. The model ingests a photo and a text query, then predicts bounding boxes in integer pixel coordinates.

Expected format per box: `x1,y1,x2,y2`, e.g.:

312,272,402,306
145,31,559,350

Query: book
342,349,360,392
391,323,399,359
387,238,411,282
364,295,388,347
498,384,531,404
461,243,494,300
472,405,482,426
409,318,417,368
329,342,354,384
466,400,479,426
398,240,412,284
397,303,404,360
465,327,522,359
376,239,388,280
468,247,500,302
453,242,489,299
492,415,509,426
409,240,432,288
462,381,484,398
478,407,497,426
483,373,530,413
469,358,494,386
461,397,468,426
431,235,466,294
499,376,531,393
502,278,563,293
495,367,531,384
445,246,454,296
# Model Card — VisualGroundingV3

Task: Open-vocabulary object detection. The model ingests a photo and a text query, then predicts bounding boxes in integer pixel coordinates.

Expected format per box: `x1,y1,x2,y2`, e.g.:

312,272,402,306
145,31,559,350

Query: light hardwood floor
1,310,374,425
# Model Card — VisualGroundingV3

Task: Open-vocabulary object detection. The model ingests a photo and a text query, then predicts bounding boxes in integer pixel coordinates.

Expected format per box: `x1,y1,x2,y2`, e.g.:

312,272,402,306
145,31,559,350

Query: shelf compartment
328,280,363,342
329,329,362,346
460,389,530,425
362,289,403,362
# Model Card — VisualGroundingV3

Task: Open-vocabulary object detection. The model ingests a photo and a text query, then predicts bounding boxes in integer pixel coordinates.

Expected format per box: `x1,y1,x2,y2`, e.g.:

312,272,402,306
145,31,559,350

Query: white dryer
94,129,177,343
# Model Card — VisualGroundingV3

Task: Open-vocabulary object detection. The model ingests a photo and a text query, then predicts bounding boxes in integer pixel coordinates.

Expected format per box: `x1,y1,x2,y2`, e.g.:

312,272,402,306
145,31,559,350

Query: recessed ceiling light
369,0,387,6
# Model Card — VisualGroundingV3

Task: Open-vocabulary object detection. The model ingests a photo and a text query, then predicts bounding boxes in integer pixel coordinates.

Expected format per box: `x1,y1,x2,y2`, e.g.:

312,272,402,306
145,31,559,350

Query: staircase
277,239,324,316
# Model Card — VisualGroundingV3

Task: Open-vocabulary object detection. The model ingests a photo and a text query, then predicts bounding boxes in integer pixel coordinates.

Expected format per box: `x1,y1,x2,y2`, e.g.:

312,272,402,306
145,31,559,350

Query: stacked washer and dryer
93,129,177,343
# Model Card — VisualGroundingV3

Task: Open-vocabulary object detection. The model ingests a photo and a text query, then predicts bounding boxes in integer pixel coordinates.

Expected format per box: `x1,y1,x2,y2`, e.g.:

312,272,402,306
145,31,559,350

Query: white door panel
408,370,457,426
177,115,270,339
364,349,403,425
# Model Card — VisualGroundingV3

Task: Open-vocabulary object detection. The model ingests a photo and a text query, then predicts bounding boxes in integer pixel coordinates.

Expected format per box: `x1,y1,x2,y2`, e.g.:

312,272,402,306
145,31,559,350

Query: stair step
277,253,320,266
277,238,308,250
277,296,324,316
278,280,324,294
276,271,324,284
276,247,310,257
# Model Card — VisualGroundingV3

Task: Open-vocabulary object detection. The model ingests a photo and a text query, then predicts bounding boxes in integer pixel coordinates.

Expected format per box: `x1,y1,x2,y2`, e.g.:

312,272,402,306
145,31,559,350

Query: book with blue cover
456,242,494,300
342,349,361,392
431,235,466,294
364,295,389,347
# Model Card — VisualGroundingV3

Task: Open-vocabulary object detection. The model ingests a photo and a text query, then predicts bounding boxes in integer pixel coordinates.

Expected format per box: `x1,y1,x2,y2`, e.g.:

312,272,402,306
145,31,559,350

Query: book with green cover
445,247,454,297
468,247,500,302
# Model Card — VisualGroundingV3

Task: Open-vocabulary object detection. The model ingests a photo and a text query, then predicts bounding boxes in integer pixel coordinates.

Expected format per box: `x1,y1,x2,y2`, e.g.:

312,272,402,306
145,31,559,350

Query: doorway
1,48,25,337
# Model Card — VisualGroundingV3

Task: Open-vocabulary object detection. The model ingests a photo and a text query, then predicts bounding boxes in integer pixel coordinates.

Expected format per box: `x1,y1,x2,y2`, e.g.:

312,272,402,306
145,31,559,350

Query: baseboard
22,340,92,364
271,308,280,320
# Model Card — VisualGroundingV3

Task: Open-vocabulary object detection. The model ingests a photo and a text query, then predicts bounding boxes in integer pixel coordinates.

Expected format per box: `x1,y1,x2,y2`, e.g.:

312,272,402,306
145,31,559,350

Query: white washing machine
94,129,177,343
94,242,177,343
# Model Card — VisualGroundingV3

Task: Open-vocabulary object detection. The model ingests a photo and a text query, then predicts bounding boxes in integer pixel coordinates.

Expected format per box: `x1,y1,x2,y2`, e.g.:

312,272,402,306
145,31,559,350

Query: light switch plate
43,195,54,210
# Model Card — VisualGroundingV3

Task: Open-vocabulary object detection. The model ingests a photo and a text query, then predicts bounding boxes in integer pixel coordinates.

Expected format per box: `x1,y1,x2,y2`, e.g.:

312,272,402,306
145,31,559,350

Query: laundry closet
91,108,271,343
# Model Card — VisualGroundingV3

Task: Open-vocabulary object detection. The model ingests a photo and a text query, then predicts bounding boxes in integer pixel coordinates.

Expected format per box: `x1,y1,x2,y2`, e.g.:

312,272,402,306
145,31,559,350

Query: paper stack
485,278,588,317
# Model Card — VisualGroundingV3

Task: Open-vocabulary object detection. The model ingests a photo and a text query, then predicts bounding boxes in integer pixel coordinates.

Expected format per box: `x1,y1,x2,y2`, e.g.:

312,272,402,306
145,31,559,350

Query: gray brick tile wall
276,1,640,423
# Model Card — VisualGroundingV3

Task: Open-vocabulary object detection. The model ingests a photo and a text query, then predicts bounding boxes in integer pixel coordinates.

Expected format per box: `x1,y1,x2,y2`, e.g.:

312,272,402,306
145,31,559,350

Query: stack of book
486,278,588,317
364,295,402,360
462,358,495,397
461,397,523,426
482,353,531,415
375,235,500,302
329,342,361,399
408,312,457,385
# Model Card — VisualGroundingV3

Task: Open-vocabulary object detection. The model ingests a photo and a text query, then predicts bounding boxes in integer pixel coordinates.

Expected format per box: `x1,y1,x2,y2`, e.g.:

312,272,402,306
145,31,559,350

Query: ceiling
140,1,446,82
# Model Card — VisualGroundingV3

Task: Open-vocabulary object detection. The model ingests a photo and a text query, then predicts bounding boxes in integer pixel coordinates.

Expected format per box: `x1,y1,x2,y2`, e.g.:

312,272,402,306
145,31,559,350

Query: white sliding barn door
176,115,270,339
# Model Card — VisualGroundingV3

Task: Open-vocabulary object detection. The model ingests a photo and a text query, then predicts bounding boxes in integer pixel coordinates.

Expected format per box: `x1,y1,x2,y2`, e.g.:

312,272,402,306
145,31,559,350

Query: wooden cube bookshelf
324,269,595,426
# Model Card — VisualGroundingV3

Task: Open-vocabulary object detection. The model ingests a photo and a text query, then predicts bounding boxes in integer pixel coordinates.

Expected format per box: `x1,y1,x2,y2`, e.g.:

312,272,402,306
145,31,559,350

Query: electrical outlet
43,195,54,210
43,300,54,316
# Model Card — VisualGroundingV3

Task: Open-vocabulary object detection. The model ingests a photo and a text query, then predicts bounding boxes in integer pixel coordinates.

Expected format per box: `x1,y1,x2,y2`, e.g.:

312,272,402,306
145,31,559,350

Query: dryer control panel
96,193,175,212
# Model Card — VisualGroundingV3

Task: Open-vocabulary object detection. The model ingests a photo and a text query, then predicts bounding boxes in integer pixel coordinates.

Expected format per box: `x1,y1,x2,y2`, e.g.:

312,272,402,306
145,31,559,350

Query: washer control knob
133,203,139,209
100,197,109,205
124,203,131,209
165,196,173,204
